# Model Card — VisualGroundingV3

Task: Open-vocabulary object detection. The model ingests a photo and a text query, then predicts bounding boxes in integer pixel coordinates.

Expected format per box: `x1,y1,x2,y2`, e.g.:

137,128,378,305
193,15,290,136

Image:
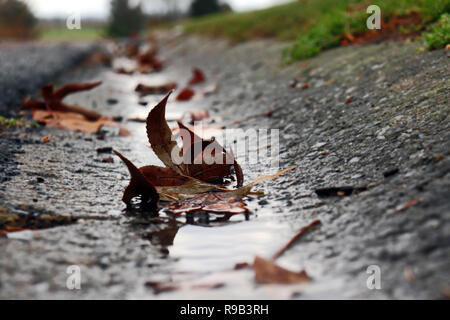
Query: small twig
271,219,321,260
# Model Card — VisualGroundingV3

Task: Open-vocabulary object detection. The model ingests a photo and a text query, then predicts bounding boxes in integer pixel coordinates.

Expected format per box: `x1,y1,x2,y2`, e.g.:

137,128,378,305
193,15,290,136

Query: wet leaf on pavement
22,82,130,136
188,68,206,85
176,88,195,101
253,256,312,285
113,150,159,209
135,82,177,97
138,49,163,73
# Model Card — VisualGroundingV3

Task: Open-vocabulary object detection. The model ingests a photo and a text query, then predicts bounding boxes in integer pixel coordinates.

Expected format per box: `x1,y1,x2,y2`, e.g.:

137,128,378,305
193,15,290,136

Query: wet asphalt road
0,34,449,299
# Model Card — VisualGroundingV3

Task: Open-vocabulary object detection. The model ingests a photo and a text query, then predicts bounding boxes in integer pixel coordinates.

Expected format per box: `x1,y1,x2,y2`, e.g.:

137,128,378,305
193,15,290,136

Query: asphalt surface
0,34,449,299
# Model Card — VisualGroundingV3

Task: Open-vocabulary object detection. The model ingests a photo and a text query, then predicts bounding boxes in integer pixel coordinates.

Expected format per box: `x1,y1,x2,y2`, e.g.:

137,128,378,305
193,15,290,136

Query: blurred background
0,0,448,59
0,0,293,40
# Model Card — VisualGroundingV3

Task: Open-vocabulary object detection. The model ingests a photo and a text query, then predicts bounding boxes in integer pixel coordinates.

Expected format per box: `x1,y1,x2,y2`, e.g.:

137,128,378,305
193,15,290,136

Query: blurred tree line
107,0,231,37
0,0,36,39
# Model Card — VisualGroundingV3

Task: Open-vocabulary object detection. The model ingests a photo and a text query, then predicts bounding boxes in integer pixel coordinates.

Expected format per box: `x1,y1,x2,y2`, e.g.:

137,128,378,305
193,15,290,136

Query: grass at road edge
179,0,450,62
39,26,105,41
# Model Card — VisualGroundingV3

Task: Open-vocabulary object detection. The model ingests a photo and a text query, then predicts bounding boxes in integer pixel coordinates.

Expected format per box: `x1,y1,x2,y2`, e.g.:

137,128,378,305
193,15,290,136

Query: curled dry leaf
135,82,177,97
113,150,159,209
146,91,186,174
114,92,295,212
176,88,195,101
22,82,103,121
253,256,312,285
188,68,206,85
22,82,130,136
177,121,233,184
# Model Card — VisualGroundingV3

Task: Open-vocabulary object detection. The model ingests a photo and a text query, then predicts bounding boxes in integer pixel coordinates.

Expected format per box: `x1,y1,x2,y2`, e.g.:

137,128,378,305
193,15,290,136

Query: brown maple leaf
114,92,296,212
176,121,241,186
146,91,241,186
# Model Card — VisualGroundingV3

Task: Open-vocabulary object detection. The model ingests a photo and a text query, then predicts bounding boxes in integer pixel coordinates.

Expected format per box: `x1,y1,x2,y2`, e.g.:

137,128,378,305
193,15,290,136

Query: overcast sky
23,0,294,19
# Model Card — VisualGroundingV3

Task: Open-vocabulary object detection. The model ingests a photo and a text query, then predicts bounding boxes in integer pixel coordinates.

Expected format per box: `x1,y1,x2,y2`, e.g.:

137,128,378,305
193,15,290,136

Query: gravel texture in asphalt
0,35,449,299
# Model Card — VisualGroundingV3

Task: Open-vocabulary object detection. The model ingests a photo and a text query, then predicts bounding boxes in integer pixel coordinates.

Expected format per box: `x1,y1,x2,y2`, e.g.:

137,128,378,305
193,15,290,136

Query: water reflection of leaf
145,220,181,246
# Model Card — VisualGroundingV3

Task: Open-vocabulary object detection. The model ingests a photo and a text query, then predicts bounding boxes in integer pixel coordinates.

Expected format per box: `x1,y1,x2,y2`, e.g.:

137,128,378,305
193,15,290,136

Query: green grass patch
39,26,105,41
0,116,37,129
422,13,450,49
180,0,450,62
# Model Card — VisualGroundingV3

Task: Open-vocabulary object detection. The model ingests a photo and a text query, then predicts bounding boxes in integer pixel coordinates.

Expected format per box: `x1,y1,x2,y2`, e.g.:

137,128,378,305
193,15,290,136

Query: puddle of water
170,217,289,273
61,59,318,298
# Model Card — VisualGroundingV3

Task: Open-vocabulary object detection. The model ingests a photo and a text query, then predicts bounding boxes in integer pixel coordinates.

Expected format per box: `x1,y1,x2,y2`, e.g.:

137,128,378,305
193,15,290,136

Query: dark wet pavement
0,33,449,299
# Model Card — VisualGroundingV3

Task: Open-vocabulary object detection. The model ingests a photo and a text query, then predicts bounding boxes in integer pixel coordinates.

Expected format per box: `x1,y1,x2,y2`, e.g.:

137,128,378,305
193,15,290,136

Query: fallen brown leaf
135,82,177,97
177,121,235,185
253,256,311,285
176,88,195,101
289,80,298,88
31,110,130,136
146,92,187,174
22,82,130,136
188,68,205,85
113,150,159,209
396,198,421,212
138,49,163,73
114,93,296,212
167,193,248,215
22,82,103,121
